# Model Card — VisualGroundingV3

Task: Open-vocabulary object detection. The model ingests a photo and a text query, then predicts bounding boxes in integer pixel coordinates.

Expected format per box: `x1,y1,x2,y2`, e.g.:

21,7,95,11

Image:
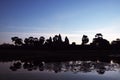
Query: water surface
0,60,120,80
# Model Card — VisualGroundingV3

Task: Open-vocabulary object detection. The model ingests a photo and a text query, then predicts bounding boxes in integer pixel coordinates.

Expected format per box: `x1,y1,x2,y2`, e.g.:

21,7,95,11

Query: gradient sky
0,0,120,44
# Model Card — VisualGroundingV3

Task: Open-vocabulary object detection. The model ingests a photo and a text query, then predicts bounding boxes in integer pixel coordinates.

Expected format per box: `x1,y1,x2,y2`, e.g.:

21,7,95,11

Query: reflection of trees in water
10,61,22,71
9,60,120,74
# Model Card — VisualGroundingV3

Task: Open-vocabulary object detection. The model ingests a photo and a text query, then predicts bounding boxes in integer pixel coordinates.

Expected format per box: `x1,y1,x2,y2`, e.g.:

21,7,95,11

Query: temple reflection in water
9,60,120,74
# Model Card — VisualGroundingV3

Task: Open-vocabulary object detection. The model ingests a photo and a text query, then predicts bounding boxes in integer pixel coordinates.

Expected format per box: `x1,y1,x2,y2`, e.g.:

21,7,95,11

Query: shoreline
0,49,120,62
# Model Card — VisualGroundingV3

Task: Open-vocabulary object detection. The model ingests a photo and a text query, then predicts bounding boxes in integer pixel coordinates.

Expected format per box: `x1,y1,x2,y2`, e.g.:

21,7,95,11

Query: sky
0,0,120,44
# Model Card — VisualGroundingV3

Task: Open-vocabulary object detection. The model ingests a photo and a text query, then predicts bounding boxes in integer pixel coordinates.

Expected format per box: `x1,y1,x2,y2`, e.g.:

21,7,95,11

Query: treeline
1,33,120,49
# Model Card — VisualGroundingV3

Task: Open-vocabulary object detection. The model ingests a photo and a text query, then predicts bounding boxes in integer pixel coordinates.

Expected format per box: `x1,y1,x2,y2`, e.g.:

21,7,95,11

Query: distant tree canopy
91,33,110,47
11,37,23,46
82,35,89,45
39,36,45,45
111,38,120,47
10,34,71,48
45,37,52,46
95,33,103,39
9,33,120,48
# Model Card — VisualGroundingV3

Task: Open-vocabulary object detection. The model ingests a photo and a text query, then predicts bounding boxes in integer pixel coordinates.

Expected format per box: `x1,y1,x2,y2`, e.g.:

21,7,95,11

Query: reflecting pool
0,60,120,80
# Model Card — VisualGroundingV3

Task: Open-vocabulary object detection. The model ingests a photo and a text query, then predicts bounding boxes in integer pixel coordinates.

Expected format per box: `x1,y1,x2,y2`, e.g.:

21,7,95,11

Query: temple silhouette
0,33,120,61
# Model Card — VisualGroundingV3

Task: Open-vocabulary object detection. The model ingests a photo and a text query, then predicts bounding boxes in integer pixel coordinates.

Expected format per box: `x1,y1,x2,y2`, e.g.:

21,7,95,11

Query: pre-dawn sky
0,0,120,44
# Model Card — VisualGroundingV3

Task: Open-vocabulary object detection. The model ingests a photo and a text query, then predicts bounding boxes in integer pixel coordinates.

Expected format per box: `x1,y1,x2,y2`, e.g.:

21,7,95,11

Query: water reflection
9,60,120,74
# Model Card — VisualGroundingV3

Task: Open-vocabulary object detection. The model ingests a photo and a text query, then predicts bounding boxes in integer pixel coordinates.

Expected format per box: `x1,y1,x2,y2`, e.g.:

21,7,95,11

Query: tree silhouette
91,33,109,47
33,37,39,46
53,35,59,46
28,37,34,46
11,37,23,46
82,35,89,45
24,37,39,46
45,37,52,46
53,35,59,43
111,38,120,45
95,33,103,39
39,36,45,46
52,34,64,48
111,38,120,49
24,38,29,45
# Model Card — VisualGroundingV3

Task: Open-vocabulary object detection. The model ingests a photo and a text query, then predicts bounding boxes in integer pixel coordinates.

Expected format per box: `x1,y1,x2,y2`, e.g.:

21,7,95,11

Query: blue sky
0,0,120,44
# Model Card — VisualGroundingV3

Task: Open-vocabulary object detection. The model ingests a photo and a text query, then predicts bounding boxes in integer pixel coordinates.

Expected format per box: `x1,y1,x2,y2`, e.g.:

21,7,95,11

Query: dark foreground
0,49,120,62
1,49,120,80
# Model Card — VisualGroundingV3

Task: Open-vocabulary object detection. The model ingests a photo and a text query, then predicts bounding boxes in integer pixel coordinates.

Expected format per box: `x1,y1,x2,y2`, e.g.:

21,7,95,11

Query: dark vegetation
1,33,120,49
0,33,120,61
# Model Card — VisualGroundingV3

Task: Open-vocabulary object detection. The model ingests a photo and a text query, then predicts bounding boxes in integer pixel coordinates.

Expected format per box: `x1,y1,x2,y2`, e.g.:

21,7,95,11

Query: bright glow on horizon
0,28,120,45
